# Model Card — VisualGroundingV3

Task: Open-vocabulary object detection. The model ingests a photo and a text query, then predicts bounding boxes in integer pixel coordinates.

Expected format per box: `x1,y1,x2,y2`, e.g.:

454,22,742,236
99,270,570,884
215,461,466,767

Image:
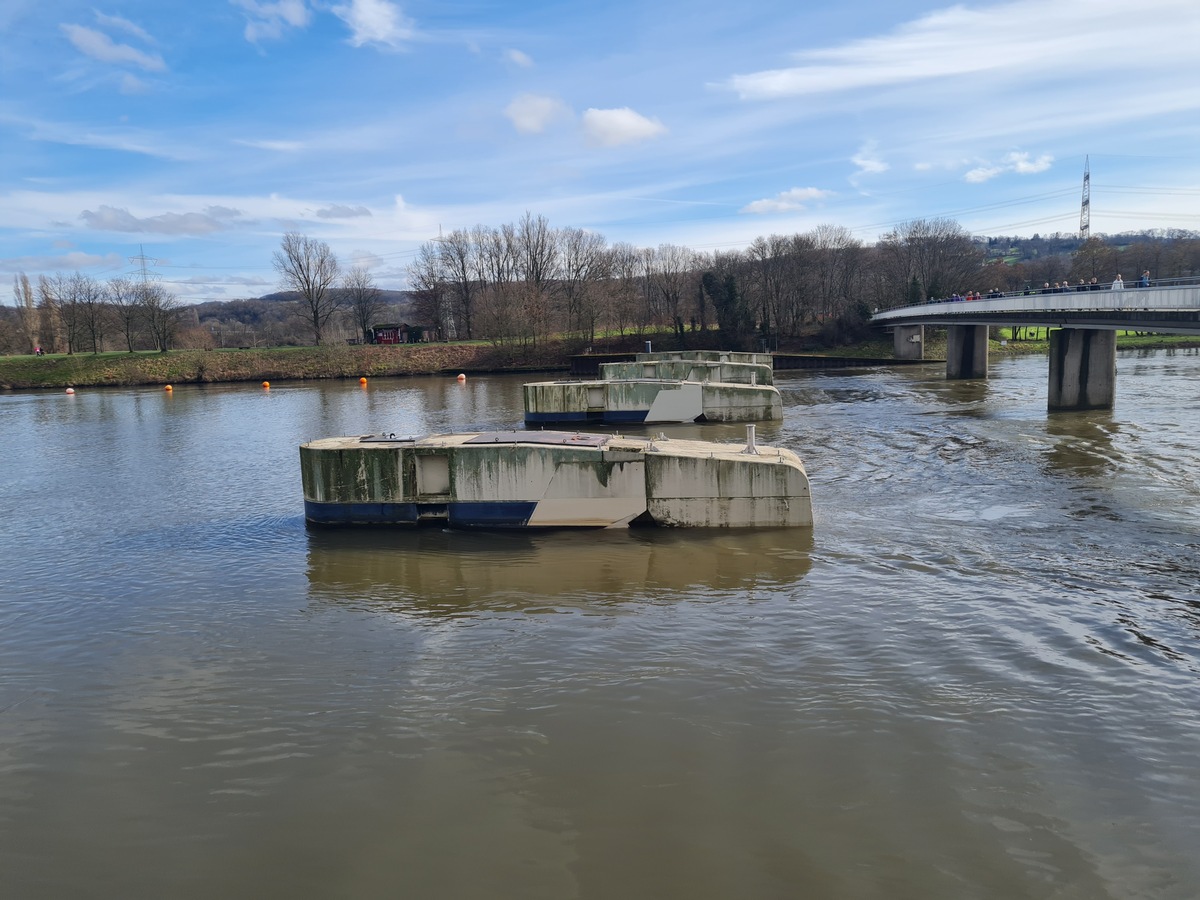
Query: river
2,350,1199,899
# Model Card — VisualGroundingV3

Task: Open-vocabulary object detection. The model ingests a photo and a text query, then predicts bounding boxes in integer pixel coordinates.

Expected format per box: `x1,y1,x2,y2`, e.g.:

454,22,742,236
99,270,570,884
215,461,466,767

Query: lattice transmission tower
1079,156,1090,241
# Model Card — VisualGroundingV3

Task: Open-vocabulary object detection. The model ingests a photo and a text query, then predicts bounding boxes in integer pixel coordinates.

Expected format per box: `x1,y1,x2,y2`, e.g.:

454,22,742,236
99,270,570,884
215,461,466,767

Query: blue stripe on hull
305,501,419,525
448,501,538,528
524,411,591,424
306,500,539,528
601,410,650,424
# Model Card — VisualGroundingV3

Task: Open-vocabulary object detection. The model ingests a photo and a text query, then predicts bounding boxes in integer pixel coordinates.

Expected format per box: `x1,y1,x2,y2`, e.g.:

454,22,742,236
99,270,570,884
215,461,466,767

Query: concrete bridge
871,282,1200,410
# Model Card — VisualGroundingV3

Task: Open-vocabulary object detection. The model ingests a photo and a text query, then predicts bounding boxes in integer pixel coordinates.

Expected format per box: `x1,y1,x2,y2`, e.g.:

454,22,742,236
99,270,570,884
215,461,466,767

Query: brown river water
2,350,1199,899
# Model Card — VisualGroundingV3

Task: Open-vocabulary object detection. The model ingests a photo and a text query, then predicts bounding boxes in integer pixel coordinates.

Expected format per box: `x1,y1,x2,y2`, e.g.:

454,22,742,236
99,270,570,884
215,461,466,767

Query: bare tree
408,242,451,338
75,274,108,353
437,228,480,340
38,273,80,354
13,273,39,352
108,277,144,351
558,227,609,342
272,232,342,346
512,212,558,347
649,244,696,345
606,242,642,337
878,218,983,303
340,267,385,343
810,224,864,321
140,283,181,352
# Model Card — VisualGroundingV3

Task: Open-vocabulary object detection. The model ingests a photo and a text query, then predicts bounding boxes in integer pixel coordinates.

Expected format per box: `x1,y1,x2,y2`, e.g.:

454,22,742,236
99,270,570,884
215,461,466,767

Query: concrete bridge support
893,325,924,360
1048,328,1116,410
946,324,989,379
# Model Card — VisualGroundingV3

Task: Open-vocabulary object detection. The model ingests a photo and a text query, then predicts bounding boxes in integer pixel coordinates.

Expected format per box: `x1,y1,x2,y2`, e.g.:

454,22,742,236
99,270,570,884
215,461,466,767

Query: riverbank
4,331,1198,391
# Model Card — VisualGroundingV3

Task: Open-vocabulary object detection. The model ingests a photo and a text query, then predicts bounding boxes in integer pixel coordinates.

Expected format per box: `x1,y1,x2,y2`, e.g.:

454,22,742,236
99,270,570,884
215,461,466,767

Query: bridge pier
892,325,924,360
1048,328,1116,410
946,325,989,379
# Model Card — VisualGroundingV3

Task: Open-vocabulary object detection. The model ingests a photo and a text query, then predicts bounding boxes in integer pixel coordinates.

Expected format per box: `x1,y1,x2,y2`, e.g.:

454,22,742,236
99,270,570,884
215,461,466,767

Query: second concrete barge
300,427,812,529
523,350,782,425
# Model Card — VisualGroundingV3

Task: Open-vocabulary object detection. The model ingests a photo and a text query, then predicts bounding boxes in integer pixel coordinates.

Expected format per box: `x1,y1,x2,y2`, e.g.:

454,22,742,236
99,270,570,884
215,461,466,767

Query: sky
3,0,1200,304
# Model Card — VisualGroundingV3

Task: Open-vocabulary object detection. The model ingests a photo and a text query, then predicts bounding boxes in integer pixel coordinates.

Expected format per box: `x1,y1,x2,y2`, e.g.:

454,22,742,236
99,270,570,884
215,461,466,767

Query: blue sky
3,0,1200,304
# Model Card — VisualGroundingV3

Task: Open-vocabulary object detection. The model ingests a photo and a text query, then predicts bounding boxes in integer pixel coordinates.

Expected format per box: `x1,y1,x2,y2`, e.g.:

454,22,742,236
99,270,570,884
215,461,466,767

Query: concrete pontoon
523,351,782,425
300,427,812,529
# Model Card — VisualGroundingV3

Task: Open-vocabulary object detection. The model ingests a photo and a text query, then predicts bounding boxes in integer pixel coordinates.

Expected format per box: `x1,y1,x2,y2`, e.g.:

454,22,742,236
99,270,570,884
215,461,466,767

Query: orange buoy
164,384,173,392
262,381,270,389
456,373,466,382
359,376,368,385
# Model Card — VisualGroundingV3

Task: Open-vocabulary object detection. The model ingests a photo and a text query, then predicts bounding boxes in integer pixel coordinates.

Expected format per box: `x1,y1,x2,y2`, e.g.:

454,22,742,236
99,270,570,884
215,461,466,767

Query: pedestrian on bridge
1140,270,1151,288
1112,274,1124,290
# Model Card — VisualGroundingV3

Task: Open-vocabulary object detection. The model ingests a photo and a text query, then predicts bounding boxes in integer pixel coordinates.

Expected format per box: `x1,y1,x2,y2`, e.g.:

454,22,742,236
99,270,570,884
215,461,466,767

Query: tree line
4,220,1200,355
7,272,182,356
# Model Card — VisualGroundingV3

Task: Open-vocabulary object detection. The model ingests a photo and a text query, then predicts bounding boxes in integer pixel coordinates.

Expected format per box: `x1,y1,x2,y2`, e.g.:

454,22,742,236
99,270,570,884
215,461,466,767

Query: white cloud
60,24,166,71
232,0,312,43
742,187,833,214
504,48,534,68
965,151,1054,183
724,0,1192,100
851,141,888,176
504,94,571,134
93,12,156,45
332,0,414,48
120,74,151,94
581,108,667,147
0,251,126,276
234,137,305,152
1007,151,1053,174
316,204,372,218
80,205,242,235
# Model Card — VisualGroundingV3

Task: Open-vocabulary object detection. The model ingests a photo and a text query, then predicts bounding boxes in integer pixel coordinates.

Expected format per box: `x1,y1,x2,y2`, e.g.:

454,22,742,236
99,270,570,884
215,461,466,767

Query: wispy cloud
582,108,667,147
504,48,534,68
232,0,312,43
80,205,243,235
234,138,305,152
316,204,372,218
60,23,166,71
0,251,126,276
92,12,156,45
742,187,833,215
331,0,414,48
851,141,888,177
965,151,1054,183
505,94,571,135
725,0,1191,100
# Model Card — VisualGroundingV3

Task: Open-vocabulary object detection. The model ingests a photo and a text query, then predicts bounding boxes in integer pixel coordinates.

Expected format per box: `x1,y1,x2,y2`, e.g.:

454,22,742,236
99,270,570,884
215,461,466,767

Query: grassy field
4,330,1198,391
0,342,571,390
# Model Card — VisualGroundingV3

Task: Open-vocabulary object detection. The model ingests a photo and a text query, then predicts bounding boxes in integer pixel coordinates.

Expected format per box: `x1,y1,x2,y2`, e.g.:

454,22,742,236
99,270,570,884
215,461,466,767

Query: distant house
366,323,441,345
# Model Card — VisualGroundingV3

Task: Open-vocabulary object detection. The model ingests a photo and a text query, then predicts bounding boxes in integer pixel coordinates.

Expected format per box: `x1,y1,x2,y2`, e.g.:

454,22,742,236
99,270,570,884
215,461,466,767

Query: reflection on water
306,527,814,617
4,355,1200,899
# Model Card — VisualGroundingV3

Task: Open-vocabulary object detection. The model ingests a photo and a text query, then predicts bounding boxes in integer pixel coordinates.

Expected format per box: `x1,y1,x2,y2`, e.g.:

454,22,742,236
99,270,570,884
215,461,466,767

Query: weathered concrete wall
946,324,989,379
1048,328,1116,410
300,445,406,504
302,433,814,528
701,384,783,421
893,325,924,360
601,360,774,385
644,449,813,527
638,350,774,368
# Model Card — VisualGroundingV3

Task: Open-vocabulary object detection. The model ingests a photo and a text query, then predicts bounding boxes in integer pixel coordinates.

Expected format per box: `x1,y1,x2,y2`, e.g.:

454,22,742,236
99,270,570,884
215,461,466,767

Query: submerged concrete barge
300,428,812,529
523,351,782,425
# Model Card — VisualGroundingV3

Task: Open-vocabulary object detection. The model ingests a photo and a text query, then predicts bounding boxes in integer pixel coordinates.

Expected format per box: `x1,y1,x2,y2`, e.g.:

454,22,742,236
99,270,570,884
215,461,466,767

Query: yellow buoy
262,381,270,389
359,376,368,385
164,384,173,392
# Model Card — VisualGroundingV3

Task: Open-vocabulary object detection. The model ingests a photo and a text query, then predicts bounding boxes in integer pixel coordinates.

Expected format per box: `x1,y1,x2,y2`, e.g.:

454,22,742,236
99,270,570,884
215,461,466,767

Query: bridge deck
872,285,1200,334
